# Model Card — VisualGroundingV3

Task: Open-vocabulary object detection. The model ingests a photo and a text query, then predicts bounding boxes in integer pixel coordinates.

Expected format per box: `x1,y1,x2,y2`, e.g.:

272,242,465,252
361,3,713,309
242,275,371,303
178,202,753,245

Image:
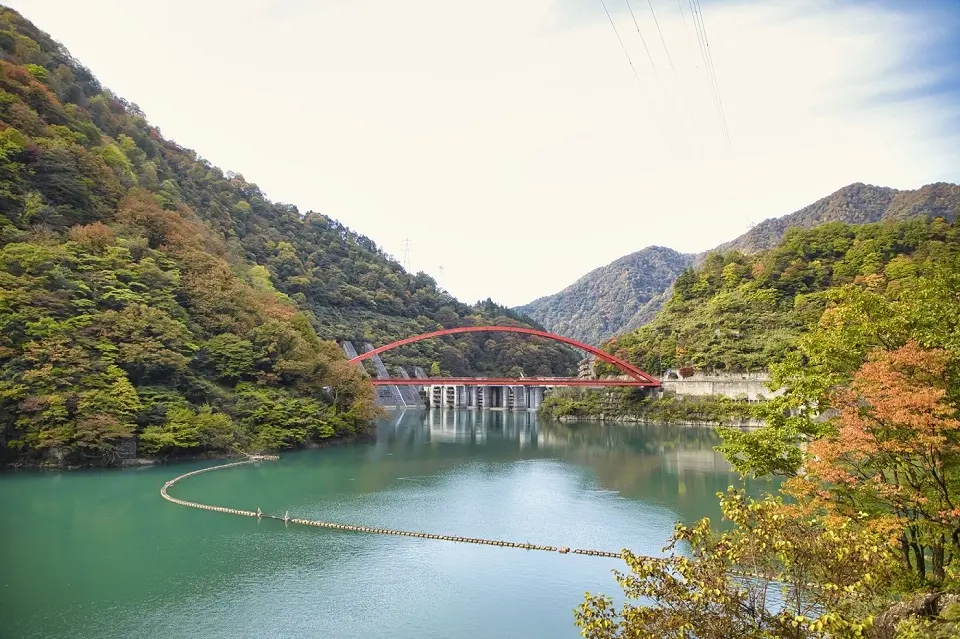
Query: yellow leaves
579,488,898,638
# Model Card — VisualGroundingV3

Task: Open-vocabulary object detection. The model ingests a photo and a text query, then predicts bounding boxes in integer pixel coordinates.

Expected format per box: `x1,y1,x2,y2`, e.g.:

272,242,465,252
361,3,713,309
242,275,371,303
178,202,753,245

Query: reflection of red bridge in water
348,325,660,388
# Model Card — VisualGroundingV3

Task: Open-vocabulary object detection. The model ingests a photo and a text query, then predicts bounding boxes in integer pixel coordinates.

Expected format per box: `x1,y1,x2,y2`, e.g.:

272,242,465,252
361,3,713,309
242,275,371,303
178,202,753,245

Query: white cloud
8,0,958,305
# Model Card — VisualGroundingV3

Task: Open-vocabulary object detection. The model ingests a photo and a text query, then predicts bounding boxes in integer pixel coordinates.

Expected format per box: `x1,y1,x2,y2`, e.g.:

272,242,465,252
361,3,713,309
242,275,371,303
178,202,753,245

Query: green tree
792,342,960,583
576,490,895,639
139,404,238,455
200,334,257,382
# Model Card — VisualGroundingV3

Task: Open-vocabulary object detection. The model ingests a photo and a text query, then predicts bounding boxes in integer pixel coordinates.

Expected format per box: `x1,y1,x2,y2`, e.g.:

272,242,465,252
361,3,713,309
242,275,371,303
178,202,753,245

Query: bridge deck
371,377,657,387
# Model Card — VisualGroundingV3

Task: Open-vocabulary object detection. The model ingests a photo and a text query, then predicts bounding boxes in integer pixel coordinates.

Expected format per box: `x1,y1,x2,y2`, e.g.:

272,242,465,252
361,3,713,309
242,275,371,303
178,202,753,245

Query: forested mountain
515,247,694,345
602,217,960,374
517,182,959,345
714,181,960,254
0,8,574,464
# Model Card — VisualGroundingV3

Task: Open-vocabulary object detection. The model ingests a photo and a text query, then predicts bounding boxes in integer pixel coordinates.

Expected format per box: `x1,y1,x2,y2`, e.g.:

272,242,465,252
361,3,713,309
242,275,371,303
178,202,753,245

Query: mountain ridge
517,181,960,344
603,215,960,375
712,181,960,255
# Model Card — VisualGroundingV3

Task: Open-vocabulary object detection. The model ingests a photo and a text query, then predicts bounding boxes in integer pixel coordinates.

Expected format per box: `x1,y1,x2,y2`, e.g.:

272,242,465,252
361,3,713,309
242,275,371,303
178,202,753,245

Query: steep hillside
515,247,693,345
714,182,960,254
0,7,577,376
602,218,960,374
0,8,574,464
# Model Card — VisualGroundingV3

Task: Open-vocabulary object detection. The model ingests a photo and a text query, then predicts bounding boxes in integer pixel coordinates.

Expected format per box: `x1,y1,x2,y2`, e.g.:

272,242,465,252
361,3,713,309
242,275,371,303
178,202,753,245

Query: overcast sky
8,0,959,306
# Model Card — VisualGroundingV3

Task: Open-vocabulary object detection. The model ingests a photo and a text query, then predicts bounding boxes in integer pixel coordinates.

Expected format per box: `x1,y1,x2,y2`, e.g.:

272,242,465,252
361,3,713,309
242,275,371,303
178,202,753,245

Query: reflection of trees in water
378,409,721,448
537,419,723,453
373,410,724,461
537,421,744,522
362,411,754,524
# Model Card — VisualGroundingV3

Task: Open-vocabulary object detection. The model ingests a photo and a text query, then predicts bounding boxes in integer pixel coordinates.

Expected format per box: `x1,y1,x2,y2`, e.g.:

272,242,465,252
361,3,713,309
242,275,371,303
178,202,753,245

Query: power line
598,0,645,88
646,0,675,72
623,0,658,74
693,0,730,146
692,0,730,147
597,0,683,154
688,0,730,147
675,0,696,55
686,2,716,118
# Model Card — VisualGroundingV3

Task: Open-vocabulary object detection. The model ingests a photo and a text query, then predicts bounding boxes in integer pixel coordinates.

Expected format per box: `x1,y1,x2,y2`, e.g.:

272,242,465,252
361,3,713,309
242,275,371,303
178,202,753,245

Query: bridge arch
348,325,659,386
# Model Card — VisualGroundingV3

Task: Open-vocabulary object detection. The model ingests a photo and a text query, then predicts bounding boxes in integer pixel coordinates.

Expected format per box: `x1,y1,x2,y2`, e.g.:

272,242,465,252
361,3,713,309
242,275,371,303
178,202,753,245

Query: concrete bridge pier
466,385,476,409
511,386,527,411
527,386,544,410
449,385,465,408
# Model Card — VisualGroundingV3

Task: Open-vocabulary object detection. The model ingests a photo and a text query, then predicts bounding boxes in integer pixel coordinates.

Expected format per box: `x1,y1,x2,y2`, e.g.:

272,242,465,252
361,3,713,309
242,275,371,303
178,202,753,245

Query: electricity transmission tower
401,238,411,272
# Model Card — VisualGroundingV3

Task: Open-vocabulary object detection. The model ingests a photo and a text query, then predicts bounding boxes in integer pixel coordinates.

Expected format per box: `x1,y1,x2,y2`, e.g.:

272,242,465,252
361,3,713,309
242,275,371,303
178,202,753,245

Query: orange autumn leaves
789,341,960,579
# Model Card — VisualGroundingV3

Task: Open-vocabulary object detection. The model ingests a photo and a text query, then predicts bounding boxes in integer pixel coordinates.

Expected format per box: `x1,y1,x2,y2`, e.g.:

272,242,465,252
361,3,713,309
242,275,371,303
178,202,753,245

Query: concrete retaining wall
661,373,782,401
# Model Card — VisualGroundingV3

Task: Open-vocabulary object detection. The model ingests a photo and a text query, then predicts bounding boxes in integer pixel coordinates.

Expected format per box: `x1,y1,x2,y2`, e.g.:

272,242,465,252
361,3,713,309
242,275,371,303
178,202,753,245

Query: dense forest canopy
0,7,576,464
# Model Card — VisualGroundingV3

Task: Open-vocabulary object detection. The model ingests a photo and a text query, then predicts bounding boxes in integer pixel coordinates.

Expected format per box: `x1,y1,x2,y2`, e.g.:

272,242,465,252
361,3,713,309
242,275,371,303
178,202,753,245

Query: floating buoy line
159,456,623,559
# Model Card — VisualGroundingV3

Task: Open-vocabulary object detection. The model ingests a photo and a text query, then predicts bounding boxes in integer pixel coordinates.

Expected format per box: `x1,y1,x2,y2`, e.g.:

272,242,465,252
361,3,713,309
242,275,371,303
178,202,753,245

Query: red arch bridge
345,326,659,410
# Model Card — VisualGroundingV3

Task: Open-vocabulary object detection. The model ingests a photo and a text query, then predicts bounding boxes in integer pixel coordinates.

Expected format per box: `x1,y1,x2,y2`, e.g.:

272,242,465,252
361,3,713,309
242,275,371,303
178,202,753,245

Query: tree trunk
900,533,913,572
932,536,945,583
909,527,926,580
912,544,926,580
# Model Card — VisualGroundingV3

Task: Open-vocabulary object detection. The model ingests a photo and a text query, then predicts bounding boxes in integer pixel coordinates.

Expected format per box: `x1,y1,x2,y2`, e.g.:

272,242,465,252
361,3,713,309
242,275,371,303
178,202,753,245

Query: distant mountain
516,182,960,345
714,182,960,254
515,247,694,345
607,216,960,374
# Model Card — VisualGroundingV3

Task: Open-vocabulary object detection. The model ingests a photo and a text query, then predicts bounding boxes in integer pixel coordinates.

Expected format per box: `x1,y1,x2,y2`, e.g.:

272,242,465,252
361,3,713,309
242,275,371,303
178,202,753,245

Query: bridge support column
444,385,466,408
467,385,477,409
529,387,544,410
512,386,526,411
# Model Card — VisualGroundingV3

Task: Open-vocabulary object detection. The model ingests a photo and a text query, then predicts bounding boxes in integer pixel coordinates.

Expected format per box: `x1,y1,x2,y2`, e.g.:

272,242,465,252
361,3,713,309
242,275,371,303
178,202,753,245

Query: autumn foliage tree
794,342,960,583
575,490,896,639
